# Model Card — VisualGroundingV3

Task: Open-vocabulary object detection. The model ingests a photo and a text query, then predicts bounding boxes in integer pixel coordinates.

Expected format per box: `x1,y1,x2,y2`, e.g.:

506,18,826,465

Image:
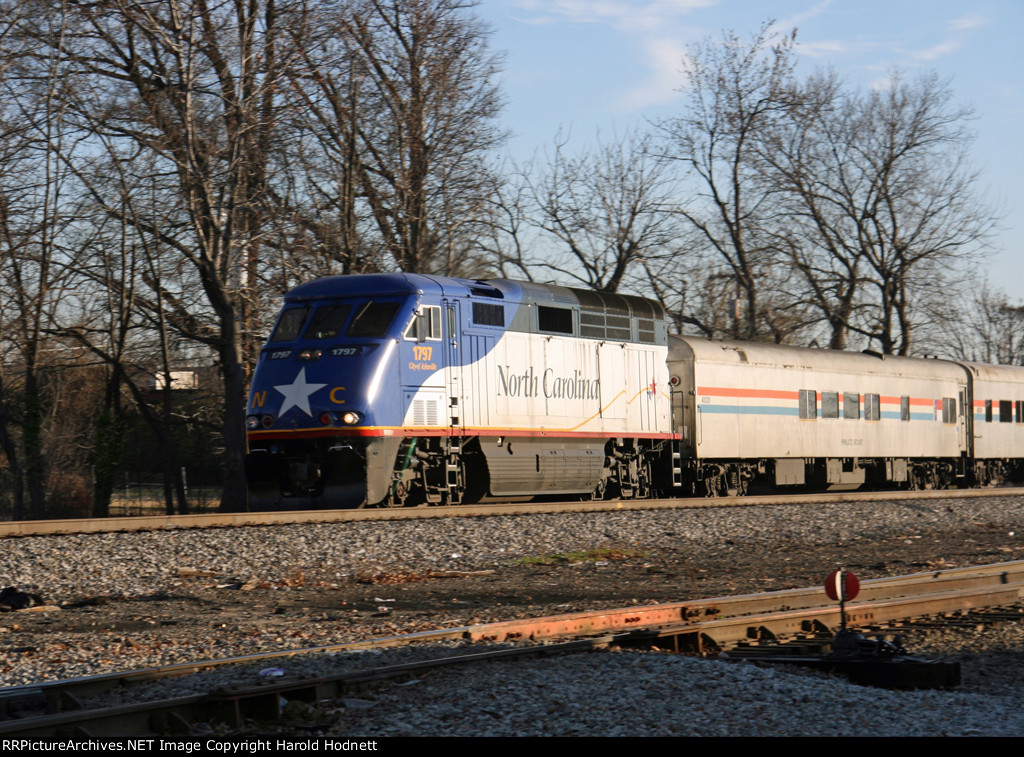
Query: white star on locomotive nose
273,367,327,416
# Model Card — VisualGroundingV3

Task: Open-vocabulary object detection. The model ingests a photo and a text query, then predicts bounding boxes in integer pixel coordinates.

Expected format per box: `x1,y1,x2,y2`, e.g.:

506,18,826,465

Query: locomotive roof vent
470,284,504,298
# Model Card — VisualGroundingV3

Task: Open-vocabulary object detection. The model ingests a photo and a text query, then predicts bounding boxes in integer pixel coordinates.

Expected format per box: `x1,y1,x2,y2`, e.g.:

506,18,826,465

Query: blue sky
474,0,1024,297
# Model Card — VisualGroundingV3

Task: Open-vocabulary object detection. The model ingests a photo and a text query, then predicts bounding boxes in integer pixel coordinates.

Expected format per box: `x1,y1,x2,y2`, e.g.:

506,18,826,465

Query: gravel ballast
2,494,1024,736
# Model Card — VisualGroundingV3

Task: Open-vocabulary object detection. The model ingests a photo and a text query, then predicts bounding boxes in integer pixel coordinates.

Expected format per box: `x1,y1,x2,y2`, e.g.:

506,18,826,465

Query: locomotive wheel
589,477,608,501
387,481,409,507
937,470,952,490
907,468,926,490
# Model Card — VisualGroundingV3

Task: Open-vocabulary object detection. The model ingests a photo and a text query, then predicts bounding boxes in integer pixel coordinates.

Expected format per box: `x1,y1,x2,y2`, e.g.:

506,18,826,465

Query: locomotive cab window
799,390,817,419
270,307,309,343
404,305,442,341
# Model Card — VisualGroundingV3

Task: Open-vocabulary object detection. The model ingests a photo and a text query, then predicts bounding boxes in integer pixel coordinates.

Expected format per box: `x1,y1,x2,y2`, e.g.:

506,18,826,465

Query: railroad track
3,560,1024,737
3,486,1023,538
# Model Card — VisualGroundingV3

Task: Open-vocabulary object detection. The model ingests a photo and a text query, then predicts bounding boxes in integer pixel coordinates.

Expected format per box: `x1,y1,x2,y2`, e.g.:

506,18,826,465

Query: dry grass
516,548,646,566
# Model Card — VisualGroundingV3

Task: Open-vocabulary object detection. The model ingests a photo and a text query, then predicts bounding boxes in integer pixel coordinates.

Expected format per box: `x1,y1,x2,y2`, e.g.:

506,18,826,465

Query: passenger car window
1000,400,1012,423
943,397,956,424
822,392,839,419
799,389,816,419
865,394,880,421
843,392,859,420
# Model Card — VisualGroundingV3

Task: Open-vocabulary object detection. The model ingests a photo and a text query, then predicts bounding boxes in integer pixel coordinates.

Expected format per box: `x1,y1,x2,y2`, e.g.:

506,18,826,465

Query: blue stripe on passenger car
698,405,799,416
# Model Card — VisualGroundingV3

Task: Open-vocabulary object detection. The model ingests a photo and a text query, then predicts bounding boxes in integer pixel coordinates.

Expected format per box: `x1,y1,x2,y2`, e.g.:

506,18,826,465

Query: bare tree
53,175,195,516
655,23,800,340
280,0,505,276
0,6,82,517
0,0,509,514
755,70,864,348
3,0,296,510
942,284,1024,364
766,71,996,354
518,130,682,293
471,158,538,281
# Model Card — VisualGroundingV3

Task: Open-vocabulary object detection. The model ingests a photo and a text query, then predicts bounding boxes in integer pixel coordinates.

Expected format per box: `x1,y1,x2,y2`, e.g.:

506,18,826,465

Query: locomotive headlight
246,415,260,430
341,411,362,425
261,414,275,428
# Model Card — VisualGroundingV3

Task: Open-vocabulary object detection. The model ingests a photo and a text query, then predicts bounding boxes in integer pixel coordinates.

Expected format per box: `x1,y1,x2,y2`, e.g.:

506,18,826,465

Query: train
244,273,1024,508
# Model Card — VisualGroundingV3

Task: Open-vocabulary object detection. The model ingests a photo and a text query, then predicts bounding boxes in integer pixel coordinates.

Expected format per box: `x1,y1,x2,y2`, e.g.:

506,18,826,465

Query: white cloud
911,39,963,61
867,75,893,91
894,11,988,62
948,14,988,32
614,37,689,111
507,0,712,115
772,0,834,33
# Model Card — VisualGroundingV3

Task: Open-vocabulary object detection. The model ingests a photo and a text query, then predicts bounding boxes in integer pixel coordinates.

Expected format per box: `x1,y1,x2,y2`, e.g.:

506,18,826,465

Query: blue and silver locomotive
245,274,673,508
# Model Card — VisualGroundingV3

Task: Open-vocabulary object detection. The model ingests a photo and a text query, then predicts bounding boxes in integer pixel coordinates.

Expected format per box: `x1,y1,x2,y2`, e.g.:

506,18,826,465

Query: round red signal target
824,570,860,601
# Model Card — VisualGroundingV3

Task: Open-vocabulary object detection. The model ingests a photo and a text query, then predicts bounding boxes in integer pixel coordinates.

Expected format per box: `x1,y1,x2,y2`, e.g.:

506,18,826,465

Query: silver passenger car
668,337,970,494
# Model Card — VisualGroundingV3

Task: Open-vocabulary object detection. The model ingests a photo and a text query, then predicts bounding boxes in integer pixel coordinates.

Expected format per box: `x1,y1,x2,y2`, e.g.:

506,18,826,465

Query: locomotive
244,273,1024,508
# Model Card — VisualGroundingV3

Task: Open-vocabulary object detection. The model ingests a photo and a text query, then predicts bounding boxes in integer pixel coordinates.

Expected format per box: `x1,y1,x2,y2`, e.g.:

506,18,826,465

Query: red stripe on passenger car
696,386,799,400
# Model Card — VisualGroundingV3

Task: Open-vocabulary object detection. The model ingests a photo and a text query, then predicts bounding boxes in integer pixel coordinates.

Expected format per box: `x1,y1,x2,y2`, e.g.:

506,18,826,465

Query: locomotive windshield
302,305,352,340
269,307,309,342
268,300,403,343
346,301,401,337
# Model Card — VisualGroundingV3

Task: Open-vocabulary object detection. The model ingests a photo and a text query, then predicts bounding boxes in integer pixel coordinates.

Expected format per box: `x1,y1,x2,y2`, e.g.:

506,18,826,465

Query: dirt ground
7,521,1021,650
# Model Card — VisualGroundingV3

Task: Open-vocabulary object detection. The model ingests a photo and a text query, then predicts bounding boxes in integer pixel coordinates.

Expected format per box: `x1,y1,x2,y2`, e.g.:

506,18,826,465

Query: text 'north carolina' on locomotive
244,273,1024,508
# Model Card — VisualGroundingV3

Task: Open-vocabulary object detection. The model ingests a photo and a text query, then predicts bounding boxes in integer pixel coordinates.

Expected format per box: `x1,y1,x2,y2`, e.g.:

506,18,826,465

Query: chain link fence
109,470,221,516
0,468,221,520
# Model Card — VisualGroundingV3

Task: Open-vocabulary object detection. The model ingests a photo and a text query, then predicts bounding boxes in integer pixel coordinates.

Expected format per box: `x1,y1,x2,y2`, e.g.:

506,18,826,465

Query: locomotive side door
443,299,464,434
673,357,697,458
400,303,446,429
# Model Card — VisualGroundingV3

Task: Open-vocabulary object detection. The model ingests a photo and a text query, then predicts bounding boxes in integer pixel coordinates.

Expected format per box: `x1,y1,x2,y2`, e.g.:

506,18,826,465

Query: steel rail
0,638,617,738
3,560,1024,737
2,486,1022,538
